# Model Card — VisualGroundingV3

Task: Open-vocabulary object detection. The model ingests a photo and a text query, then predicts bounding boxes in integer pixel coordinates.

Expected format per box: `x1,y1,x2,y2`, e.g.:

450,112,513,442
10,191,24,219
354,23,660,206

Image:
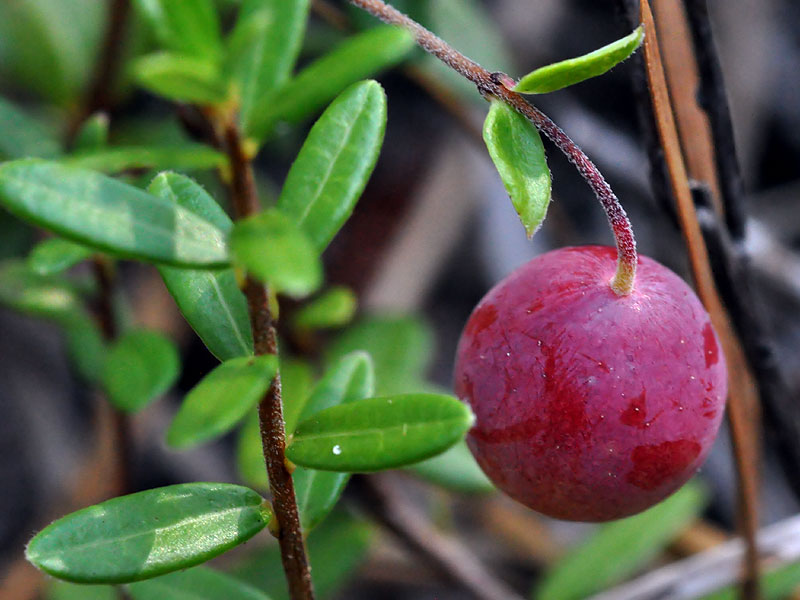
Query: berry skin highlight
454,246,726,522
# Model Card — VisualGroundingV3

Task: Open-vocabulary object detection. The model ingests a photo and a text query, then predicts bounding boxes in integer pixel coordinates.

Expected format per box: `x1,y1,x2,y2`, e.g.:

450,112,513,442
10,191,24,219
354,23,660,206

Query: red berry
454,246,727,521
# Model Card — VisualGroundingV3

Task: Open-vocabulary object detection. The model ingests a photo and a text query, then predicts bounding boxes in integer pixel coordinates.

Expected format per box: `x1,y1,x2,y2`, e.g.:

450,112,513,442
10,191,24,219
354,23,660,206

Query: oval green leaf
293,287,357,331
514,26,644,94
73,113,109,152
132,0,222,61
535,481,706,600
325,315,433,395
128,566,271,600
0,160,229,267
63,313,107,383
102,329,180,412
406,439,494,494
0,261,82,319
167,355,278,448
133,52,229,105
293,351,374,530
278,80,386,252
286,393,474,472
28,238,93,275
26,483,270,584
150,173,253,361
228,0,310,137
483,100,551,238
248,26,412,141
277,358,316,444
230,208,322,298
0,96,61,160
64,145,225,174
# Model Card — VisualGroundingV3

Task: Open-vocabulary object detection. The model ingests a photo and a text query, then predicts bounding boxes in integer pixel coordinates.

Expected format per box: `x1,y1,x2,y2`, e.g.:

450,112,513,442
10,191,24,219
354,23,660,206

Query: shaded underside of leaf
128,566,270,600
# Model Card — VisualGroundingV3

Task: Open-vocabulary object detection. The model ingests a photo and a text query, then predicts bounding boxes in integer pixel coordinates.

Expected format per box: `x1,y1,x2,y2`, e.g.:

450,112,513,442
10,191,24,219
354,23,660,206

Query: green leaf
133,0,222,61
64,145,225,173
26,483,270,584
287,393,474,472
514,26,644,94
102,329,180,412
277,80,386,252
63,314,107,383
46,581,117,600
535,481,707,600
483,100,551,238
277,358,316,444
73,113,110,152
228,0,310,137
0,96,60,159
0,261,82,319
407,439,494,493
133,52,229,104
129,566,271,600
248,26,413,141
236,411,268,491
167,355,278,448
294,287,357,331
28,238,93,275
149,173,253,361
232,511,372,600
293,352,374,530
230,208,322,298
0,160,229,267
326,316,433,395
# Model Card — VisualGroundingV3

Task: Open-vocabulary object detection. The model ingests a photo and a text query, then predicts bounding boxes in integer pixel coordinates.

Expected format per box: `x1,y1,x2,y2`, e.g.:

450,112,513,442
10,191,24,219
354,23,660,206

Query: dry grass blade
639,1,761,597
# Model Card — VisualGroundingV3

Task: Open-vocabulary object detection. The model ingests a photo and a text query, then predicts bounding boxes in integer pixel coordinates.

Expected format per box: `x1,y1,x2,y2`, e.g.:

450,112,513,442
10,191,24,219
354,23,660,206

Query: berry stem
349,0,638,295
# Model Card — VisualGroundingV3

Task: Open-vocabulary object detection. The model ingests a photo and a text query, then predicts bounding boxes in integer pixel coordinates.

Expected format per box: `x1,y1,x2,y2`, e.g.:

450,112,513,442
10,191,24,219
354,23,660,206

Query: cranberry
454,245,726,521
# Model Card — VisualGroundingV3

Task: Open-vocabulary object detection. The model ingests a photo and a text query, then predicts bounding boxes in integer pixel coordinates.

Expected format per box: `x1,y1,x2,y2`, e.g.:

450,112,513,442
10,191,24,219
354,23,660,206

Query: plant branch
356,474,525,600
637,2,761,597
222,123,315,600
348,0,637,295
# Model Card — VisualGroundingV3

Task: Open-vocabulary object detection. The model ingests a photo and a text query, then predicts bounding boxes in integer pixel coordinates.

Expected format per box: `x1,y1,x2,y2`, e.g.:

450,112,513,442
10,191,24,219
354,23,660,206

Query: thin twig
349,0,637,294
222,123,315,600
638,2,761,598
356,474,525,600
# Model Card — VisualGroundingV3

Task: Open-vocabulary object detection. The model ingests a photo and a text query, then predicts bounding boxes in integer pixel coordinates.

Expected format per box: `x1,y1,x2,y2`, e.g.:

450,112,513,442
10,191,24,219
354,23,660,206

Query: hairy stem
349,0,637,294
223,123,315,600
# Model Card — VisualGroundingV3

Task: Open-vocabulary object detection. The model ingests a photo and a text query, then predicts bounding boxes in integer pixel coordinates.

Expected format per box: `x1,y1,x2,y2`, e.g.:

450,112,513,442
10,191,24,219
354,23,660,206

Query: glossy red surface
454,246,727,521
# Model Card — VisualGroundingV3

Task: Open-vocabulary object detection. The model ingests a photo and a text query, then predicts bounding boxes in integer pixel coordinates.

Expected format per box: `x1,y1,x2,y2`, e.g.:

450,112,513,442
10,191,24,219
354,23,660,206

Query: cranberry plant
0,0,758,599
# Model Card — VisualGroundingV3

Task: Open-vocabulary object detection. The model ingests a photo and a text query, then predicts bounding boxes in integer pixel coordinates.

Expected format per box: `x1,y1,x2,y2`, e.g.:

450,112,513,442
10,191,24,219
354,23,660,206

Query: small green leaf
0,160,229,267
167,355,278,448
535,481,707,600
0,261,82,318
326,316,433,395
232,511,372,600
0,96,61,159
277,358,315,443
102,329,180,412
150,173,253,361
64,145,225,173
483,100,551,238
230,208,322,298
236,411,268,491
287,393,474,472
28,238,93,275
700,561,800,600
63,313,107,382
514,26,644,94
228,0,310,137
294,287,357,331
133,52,229,104
129,566,271,600
278,80,386,252
72,113,109,152
407,439,494,494
26,483,270,584
292,352,374,530
46,581,117,600
248,26,412,141
133,0,222,61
